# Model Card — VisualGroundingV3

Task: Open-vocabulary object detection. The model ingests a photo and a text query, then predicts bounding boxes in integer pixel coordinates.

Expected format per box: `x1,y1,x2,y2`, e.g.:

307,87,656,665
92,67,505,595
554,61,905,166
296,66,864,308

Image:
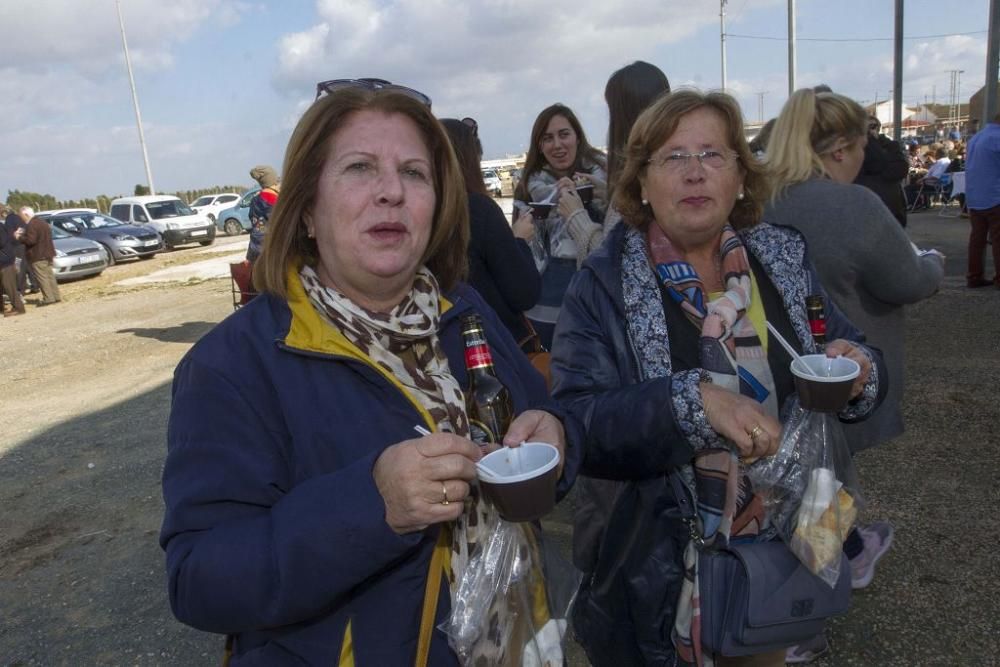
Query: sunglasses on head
461,117,478,135
314,77,432,107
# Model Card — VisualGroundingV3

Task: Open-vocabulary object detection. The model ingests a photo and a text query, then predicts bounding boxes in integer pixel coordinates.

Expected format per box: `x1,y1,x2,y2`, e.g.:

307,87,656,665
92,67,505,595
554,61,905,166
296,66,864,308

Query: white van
109,195,216,249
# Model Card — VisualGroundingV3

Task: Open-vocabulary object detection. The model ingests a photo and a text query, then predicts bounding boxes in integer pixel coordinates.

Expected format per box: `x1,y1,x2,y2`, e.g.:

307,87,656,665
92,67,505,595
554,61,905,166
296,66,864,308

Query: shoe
3,310,25,317
967,279,993,288
785,634,830,664
849,521,894,589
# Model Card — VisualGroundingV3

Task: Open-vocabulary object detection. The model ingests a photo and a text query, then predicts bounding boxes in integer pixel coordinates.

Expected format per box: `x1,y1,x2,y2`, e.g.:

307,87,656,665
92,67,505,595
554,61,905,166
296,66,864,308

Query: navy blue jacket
551,222,885,665
161,272,580,666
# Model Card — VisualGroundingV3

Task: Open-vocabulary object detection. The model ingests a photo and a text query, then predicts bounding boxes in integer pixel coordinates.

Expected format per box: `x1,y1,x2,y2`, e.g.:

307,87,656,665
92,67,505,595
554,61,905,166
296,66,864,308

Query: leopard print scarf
298,265,498,647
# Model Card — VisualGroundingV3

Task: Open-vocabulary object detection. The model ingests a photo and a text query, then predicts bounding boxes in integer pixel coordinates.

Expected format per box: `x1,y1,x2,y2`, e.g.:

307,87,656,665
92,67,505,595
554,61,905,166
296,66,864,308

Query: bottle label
468,419,498,445
809,319,826,336
465,344,493,370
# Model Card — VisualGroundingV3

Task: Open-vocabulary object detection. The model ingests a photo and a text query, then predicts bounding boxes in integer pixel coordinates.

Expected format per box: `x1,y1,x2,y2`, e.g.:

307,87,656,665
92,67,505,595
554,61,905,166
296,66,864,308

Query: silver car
51,225,108,281
45,212,162,265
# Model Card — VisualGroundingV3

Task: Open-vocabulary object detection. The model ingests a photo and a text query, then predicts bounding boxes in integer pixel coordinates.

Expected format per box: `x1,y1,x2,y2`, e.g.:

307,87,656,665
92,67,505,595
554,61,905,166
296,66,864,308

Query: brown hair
604,61,671,193
254,88,469,296
440,118,487,196
614,89,768,231
514,103,605,202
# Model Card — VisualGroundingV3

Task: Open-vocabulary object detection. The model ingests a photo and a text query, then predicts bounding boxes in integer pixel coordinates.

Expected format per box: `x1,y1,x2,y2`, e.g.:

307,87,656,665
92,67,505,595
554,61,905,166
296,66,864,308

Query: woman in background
514,103,607,349
764,88,944,664
441,118,540,347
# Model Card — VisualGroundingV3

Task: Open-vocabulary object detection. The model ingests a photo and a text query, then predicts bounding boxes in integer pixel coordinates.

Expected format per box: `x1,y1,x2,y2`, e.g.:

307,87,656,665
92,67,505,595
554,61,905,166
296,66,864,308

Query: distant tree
6,189,57,211
134,184,150,196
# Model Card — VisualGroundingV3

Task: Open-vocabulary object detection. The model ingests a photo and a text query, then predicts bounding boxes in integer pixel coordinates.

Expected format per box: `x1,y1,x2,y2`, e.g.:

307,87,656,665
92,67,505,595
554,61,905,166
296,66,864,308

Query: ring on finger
440,482,449,506
747,424,764,443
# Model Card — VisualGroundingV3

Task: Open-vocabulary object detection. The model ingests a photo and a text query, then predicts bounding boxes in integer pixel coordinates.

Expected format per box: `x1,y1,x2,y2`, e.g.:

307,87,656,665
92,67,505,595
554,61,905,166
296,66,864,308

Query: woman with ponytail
763,88,944,664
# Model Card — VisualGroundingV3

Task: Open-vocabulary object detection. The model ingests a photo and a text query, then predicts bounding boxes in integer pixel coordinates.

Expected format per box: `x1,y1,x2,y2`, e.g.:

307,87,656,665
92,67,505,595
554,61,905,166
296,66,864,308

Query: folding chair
229,260,258,310
907,175,949,212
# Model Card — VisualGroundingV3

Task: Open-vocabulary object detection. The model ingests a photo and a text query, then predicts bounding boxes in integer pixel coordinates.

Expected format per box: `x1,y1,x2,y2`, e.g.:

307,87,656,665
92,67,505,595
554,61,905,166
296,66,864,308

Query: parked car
482,168,502,197
190,193,241,223
215,188,259,236
50,224,108,282
109,195,216,249
43,211,162,265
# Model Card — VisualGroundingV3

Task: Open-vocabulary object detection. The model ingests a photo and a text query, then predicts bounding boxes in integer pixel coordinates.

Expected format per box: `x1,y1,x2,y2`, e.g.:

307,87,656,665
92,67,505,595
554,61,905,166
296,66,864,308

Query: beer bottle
461,314,513,446
805,295,826,349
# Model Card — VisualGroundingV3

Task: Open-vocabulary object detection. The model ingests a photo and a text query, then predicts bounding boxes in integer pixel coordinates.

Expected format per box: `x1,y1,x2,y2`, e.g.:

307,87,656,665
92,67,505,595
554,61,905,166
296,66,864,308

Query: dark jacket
247,186,278,262
551,222,885,666
855,134,909,226
160,269,581,666
4,213,26,260
0,222,14,268
21,217,56,262
467,191,541,345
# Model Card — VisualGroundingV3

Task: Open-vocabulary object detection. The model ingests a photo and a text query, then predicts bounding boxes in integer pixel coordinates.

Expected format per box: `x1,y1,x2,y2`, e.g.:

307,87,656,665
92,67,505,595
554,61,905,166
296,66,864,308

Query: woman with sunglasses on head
763,89,944,663
441,118,541,349
551,90,884,666
160,80,580,666
514,103,608,349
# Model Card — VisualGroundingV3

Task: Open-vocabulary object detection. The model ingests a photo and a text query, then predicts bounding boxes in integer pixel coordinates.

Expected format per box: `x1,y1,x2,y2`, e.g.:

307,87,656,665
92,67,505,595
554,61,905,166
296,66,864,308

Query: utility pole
116,0,155,195
720,0,728,91
984,0,1000,125
756,92,767,123
893,0,904,142
787,0,797,96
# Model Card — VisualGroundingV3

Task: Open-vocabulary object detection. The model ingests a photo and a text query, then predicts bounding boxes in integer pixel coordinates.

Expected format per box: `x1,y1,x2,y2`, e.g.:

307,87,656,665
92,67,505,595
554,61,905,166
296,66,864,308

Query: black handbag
668,473,852,657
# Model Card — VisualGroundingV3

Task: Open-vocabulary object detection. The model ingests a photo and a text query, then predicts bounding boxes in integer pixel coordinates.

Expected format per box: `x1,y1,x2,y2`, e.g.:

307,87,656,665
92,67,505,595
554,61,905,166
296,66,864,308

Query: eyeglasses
647,150,738,172
314,77,432,107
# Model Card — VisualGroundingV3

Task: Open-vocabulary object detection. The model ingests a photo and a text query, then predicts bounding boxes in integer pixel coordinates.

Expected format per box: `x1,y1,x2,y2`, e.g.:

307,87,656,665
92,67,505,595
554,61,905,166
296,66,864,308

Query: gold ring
441,482,449,506
747,425,764,442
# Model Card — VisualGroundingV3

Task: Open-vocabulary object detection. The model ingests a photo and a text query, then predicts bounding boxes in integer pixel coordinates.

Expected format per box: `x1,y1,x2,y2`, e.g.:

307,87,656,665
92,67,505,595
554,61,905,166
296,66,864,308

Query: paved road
0,211,996,666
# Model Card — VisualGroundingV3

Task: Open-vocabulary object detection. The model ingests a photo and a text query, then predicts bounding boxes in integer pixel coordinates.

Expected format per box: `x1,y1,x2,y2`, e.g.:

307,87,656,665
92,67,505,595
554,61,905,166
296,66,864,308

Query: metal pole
720,0,728,91
787,0,796,96
985,0,1000,125
893,0,903,143
117,0,155,195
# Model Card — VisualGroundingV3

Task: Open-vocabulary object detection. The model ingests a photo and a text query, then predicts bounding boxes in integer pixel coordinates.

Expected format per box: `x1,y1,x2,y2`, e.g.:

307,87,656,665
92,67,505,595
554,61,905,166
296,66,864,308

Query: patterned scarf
299,266,527,663
298,266,493,602
622,224,779,666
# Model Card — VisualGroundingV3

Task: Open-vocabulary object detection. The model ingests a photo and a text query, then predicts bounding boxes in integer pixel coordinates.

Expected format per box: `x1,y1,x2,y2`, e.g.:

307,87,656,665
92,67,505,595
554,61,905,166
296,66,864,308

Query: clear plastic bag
747,397,864,587
443,511,580,666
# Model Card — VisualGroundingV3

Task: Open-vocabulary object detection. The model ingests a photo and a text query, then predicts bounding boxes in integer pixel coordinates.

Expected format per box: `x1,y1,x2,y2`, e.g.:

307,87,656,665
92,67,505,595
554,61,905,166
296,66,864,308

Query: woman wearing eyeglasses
160,81,579,666
514,103,608,350
551,90,883,666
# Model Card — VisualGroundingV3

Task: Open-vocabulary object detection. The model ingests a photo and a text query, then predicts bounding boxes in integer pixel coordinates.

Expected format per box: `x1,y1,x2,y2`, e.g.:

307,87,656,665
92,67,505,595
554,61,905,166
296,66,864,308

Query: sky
0,0,993,201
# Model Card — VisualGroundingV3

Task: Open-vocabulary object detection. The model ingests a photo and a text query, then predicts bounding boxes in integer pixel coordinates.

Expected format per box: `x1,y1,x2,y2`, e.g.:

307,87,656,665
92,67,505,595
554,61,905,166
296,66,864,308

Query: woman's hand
701,382,781,461
825,339,872,399
373,433,481,534
503,410,567,478
574,171,608,201
511,209,535,241
557,187,585,219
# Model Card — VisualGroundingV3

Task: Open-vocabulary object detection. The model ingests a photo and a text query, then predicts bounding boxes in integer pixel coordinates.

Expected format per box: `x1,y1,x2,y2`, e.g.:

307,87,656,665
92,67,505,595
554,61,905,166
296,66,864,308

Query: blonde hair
254,88,469,297
766,89,867,199
614,89,768,231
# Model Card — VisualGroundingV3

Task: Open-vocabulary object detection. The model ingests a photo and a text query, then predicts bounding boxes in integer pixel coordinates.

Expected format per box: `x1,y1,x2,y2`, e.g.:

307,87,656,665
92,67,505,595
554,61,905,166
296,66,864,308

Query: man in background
246,165,280,264
855,115,910,227
964,112,1000,288
15,207,61,306
0,208,26,316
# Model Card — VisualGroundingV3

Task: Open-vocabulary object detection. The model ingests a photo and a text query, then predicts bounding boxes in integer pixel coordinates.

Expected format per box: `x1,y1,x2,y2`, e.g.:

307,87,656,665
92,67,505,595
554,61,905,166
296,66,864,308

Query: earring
737,191,745,201
642,198,649,206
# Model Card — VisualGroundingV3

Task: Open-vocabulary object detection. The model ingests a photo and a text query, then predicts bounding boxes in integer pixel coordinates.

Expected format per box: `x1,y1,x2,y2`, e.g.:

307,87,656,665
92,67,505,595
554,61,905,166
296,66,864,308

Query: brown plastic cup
528,202,554,220
476,442,560,522
575,184,594,205
791,354,861,412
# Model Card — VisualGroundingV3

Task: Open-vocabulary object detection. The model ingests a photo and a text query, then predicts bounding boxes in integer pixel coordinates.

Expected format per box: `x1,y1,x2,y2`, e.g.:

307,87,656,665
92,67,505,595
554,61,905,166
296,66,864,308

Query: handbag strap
667,471,706,548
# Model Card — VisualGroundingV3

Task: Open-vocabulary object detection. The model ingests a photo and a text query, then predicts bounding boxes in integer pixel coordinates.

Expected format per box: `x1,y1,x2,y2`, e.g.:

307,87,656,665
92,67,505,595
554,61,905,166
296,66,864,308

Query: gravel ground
1,212,997,666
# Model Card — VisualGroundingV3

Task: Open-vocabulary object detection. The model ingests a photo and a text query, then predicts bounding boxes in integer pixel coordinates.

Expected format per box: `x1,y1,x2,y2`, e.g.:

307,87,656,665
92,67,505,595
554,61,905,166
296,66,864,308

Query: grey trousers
1,264,24,312
29,259,61,304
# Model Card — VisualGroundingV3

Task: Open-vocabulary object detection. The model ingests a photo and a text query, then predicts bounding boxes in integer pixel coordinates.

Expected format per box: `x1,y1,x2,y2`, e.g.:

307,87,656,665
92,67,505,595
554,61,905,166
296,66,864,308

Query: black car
44,212,163,265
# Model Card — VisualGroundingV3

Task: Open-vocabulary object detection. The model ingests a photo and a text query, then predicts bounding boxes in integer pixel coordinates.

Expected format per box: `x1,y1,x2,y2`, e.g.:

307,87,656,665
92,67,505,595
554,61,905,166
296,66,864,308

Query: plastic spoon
415,425,502,480
765,321,819,377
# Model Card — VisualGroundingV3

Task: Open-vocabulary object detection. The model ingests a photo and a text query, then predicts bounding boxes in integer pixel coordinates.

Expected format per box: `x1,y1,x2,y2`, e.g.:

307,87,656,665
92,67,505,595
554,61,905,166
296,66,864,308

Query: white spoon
765,321,819,377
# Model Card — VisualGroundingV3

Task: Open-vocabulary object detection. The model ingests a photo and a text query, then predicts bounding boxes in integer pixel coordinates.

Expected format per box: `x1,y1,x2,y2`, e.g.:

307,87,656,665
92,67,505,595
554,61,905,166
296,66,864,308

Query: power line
727,30,986,43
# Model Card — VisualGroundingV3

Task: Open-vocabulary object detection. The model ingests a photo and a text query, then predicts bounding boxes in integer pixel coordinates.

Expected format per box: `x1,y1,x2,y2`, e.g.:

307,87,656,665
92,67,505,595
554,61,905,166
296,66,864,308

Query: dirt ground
1,213,998,666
